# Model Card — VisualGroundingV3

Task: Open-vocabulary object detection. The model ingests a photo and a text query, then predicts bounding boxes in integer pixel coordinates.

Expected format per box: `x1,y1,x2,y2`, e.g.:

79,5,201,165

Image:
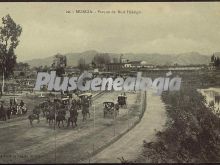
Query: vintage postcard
0,2,219,164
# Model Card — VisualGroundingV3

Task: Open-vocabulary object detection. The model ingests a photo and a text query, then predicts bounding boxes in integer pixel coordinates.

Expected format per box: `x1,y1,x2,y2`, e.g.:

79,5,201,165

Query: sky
0,2,220,61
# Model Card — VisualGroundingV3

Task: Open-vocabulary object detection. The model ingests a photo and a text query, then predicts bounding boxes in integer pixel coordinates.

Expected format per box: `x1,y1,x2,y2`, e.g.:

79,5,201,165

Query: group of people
0,98,26,121
29,97,82,127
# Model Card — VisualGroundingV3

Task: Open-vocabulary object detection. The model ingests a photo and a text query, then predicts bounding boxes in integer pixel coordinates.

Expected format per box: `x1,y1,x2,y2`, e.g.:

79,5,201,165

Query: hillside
25,50,212,67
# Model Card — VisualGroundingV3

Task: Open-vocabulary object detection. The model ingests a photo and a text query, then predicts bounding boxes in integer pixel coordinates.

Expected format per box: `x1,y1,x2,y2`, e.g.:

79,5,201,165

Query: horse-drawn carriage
39,100,50,109
78,93,92,106
61,98,71,108
103,102,119,118
78,93,92,121
39,99,52,117
118,95,127,108
54,97,71,109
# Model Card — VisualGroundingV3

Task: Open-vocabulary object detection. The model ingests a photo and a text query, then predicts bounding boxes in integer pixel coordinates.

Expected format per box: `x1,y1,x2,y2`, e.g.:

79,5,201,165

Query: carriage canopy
78,93,92,98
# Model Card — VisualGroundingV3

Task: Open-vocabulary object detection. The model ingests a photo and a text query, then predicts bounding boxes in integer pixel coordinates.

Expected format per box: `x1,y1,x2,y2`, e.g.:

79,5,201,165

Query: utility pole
114,106,116,136
93,104,95,153
127,105,129,130
54,97,57,163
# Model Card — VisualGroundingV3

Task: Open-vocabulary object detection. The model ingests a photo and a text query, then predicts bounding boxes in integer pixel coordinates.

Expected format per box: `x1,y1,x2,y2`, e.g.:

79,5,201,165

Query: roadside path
87,90,167,163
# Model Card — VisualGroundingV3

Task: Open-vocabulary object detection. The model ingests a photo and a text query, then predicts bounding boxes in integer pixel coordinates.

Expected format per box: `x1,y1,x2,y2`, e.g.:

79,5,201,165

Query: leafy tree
211,54,215,62
15,62,30,71
42,65,50,72
113,57,119,63
78,58,88,71
215,57,220,67
55,66,65,77
91,60,96,68
35,65,43,73
211,54,220,68
0,14,22,95
92,53,111,66
19,71,25,77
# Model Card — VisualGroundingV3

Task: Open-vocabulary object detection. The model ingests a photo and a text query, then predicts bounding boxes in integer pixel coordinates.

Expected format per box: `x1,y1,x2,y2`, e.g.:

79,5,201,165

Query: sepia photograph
0,2,220,164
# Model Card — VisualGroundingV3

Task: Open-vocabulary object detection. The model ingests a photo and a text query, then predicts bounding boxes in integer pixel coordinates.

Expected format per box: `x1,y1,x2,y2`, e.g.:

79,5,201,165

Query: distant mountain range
25,50,215,67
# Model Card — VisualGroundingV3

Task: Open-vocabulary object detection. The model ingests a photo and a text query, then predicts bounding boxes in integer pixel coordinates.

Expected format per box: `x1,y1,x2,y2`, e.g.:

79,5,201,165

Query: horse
73,99,81,110
6,107,12,120
42,108,49,118
0,109,7,121
39,101,49,117
56,114,66,128
81,97,91,121
67,109,78,128
28,114,40,126
82,106,90,121
56,110,66,128
46,110,55,125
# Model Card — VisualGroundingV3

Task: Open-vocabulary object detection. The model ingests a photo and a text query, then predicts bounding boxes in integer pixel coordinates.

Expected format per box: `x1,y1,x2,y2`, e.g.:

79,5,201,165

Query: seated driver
20,100,24,107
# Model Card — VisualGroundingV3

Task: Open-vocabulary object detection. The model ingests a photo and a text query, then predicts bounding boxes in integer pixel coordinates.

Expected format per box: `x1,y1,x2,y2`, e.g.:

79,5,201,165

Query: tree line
78,53,119,71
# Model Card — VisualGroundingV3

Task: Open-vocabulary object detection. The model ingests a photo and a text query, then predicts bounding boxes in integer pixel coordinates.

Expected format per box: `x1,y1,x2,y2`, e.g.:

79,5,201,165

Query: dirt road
0,91,142,163
87,90,167,163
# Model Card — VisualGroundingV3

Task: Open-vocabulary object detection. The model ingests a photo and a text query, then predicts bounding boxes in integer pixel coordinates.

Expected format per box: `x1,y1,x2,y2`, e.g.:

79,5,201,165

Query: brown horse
82,106,90,121
56,110,66,128
0,109,7,121
6,107,12,120
28,106,41,126
67,109,78,128
28,114,40,126
81,97,90,121
46,110,55,124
